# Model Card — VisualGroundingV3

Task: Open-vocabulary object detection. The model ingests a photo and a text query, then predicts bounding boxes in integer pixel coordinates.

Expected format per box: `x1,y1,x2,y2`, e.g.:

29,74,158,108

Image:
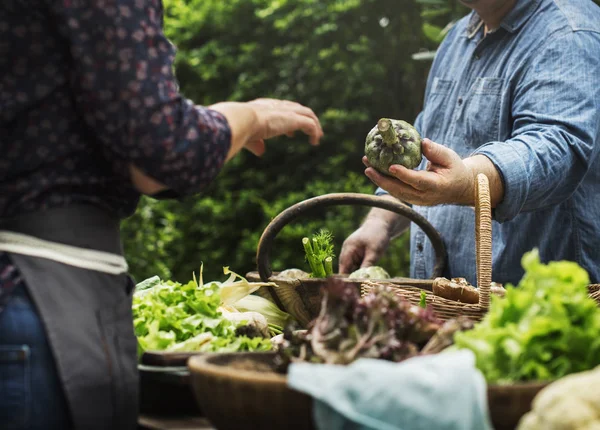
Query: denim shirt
377,0,600,285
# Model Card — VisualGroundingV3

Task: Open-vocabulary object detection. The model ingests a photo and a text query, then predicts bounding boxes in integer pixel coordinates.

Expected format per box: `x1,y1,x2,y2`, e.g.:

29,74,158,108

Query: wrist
458,158,485,206
463,154,504,207
364,200,401,232
209,102,260,158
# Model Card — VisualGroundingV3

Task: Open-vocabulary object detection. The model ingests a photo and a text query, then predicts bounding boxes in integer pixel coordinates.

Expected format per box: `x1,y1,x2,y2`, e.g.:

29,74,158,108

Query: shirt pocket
421,78,455,140
462,77,504,146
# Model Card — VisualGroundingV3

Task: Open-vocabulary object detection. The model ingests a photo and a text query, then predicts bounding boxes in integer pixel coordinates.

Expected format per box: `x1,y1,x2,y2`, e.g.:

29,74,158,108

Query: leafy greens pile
274,278,454,371
133,267,289,355
454,249,600,383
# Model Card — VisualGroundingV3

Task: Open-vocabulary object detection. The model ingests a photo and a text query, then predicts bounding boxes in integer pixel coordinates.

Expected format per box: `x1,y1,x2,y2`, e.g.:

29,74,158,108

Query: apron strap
0,231,128,275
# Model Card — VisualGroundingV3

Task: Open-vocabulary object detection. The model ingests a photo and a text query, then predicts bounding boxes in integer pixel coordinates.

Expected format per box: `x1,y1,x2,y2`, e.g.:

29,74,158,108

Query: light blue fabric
376,0,600,285
288,350,493,430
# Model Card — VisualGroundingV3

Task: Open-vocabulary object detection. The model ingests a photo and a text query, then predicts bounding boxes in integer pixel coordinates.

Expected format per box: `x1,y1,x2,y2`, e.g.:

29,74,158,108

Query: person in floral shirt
0,1,323,429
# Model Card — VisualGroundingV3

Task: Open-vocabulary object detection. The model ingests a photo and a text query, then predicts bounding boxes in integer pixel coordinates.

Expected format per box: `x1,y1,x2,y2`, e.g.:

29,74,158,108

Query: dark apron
0,205,139,430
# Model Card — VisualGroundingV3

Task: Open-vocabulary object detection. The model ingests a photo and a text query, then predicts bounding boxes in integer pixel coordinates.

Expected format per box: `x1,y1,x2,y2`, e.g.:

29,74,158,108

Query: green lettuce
454,249,600,383
132,275,273,355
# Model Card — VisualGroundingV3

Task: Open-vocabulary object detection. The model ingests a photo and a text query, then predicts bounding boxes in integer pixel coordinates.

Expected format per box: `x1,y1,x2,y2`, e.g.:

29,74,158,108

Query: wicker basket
247,192,448,327
362,173,494,322
589,284,600,304
487,382,548,430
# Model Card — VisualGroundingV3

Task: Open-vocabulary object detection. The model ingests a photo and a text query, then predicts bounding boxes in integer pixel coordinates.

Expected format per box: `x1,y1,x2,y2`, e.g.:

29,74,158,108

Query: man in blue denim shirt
340,0,600,285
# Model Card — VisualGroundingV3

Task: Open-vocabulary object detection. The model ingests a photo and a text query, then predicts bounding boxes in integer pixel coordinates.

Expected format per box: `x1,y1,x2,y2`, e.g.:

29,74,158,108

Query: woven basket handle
256,193,447,281
475,174,493,309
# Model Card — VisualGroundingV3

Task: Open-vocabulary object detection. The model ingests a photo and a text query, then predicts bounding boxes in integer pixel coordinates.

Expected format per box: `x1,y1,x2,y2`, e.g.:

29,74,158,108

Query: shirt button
417,243,424,252
457,97,463,106
474,54,480,60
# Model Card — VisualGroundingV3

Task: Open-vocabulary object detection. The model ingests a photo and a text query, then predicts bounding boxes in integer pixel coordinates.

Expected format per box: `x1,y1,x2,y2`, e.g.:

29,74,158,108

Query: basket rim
189,351,556,392
487,381,550,391
188,351,287,386
361,280,487,310
246,271,434,285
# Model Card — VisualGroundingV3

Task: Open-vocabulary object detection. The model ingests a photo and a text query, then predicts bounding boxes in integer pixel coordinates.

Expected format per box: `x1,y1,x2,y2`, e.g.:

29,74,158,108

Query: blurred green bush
127,0,591,282
121,0,434,283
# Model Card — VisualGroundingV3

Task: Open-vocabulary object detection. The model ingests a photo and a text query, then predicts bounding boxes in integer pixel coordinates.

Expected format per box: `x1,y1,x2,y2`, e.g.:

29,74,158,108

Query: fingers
422,138,456,167
388,165,436,191
245,139,266,157
364,156,434,192
364,167,424,203
282,100,322,132
339,242,362,274
338,256,355,275
256,98,319,125
294,114,323,146
251,98,324,145
360,247,381,269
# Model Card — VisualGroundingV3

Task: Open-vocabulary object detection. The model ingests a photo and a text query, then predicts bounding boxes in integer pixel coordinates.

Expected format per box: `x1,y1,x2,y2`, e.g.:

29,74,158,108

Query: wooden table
138,414,215,430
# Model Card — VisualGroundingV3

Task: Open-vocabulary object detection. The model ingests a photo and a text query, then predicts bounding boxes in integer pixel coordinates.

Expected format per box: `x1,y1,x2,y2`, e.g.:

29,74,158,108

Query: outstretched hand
244,98,323,156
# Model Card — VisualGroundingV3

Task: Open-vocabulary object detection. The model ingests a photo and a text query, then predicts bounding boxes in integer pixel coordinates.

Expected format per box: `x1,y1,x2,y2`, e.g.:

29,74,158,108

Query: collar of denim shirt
465,0,542,38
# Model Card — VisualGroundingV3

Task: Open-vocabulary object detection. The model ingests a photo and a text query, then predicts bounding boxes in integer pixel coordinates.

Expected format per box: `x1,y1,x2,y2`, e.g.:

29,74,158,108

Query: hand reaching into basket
339,196,404,274
339,221,391,274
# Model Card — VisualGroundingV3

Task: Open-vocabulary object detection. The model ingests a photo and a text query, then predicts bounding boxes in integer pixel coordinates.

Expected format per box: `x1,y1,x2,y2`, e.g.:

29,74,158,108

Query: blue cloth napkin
288,350,493,430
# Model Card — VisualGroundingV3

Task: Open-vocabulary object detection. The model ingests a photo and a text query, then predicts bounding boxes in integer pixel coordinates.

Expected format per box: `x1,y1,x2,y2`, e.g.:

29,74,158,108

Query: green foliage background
123,0,599,283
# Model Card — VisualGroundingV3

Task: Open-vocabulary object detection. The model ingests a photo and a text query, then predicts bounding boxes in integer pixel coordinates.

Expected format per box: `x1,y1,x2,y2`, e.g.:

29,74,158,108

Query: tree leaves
121,0,431,282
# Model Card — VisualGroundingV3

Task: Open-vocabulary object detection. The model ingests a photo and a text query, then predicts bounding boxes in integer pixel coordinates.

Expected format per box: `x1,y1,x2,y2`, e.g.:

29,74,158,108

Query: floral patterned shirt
0,0,232,311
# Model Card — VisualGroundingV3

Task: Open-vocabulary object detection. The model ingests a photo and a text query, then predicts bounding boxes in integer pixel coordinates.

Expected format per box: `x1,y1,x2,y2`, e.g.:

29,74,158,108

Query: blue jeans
0,284,72,430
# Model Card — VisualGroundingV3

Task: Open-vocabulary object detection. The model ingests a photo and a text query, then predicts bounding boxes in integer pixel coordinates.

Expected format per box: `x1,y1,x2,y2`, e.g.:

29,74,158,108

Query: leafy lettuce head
454,249,599,383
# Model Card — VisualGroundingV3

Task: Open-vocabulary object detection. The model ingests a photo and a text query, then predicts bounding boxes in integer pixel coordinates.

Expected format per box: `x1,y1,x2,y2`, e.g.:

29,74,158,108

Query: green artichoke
364,118,423,175
348,266,390,280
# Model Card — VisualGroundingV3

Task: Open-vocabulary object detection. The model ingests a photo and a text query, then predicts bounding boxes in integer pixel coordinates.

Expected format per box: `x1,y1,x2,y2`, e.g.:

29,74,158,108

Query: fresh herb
303,229,335,277
454,249,600,383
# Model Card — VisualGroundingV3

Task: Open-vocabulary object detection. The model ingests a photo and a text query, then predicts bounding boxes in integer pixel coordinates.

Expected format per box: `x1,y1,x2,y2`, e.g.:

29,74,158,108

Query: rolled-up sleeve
45,0,231,196
473,31,600,223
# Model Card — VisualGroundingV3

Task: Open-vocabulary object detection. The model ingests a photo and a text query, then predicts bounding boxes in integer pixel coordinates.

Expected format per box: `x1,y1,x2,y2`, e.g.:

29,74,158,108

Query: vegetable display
133,266,294,354
274,278,472,371
364,118,423,176
453,250,600,383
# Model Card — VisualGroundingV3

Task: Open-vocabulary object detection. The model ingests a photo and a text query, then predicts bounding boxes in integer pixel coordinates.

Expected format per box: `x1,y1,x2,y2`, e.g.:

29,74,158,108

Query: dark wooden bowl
188,352,314,430
139,364,201,416
189,352,549,430
486,382,548,430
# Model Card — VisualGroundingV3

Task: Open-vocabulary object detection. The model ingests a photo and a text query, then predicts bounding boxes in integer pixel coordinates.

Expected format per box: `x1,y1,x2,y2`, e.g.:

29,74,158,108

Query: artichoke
348,266,390,280
278,268,310,279
364,118,423,175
